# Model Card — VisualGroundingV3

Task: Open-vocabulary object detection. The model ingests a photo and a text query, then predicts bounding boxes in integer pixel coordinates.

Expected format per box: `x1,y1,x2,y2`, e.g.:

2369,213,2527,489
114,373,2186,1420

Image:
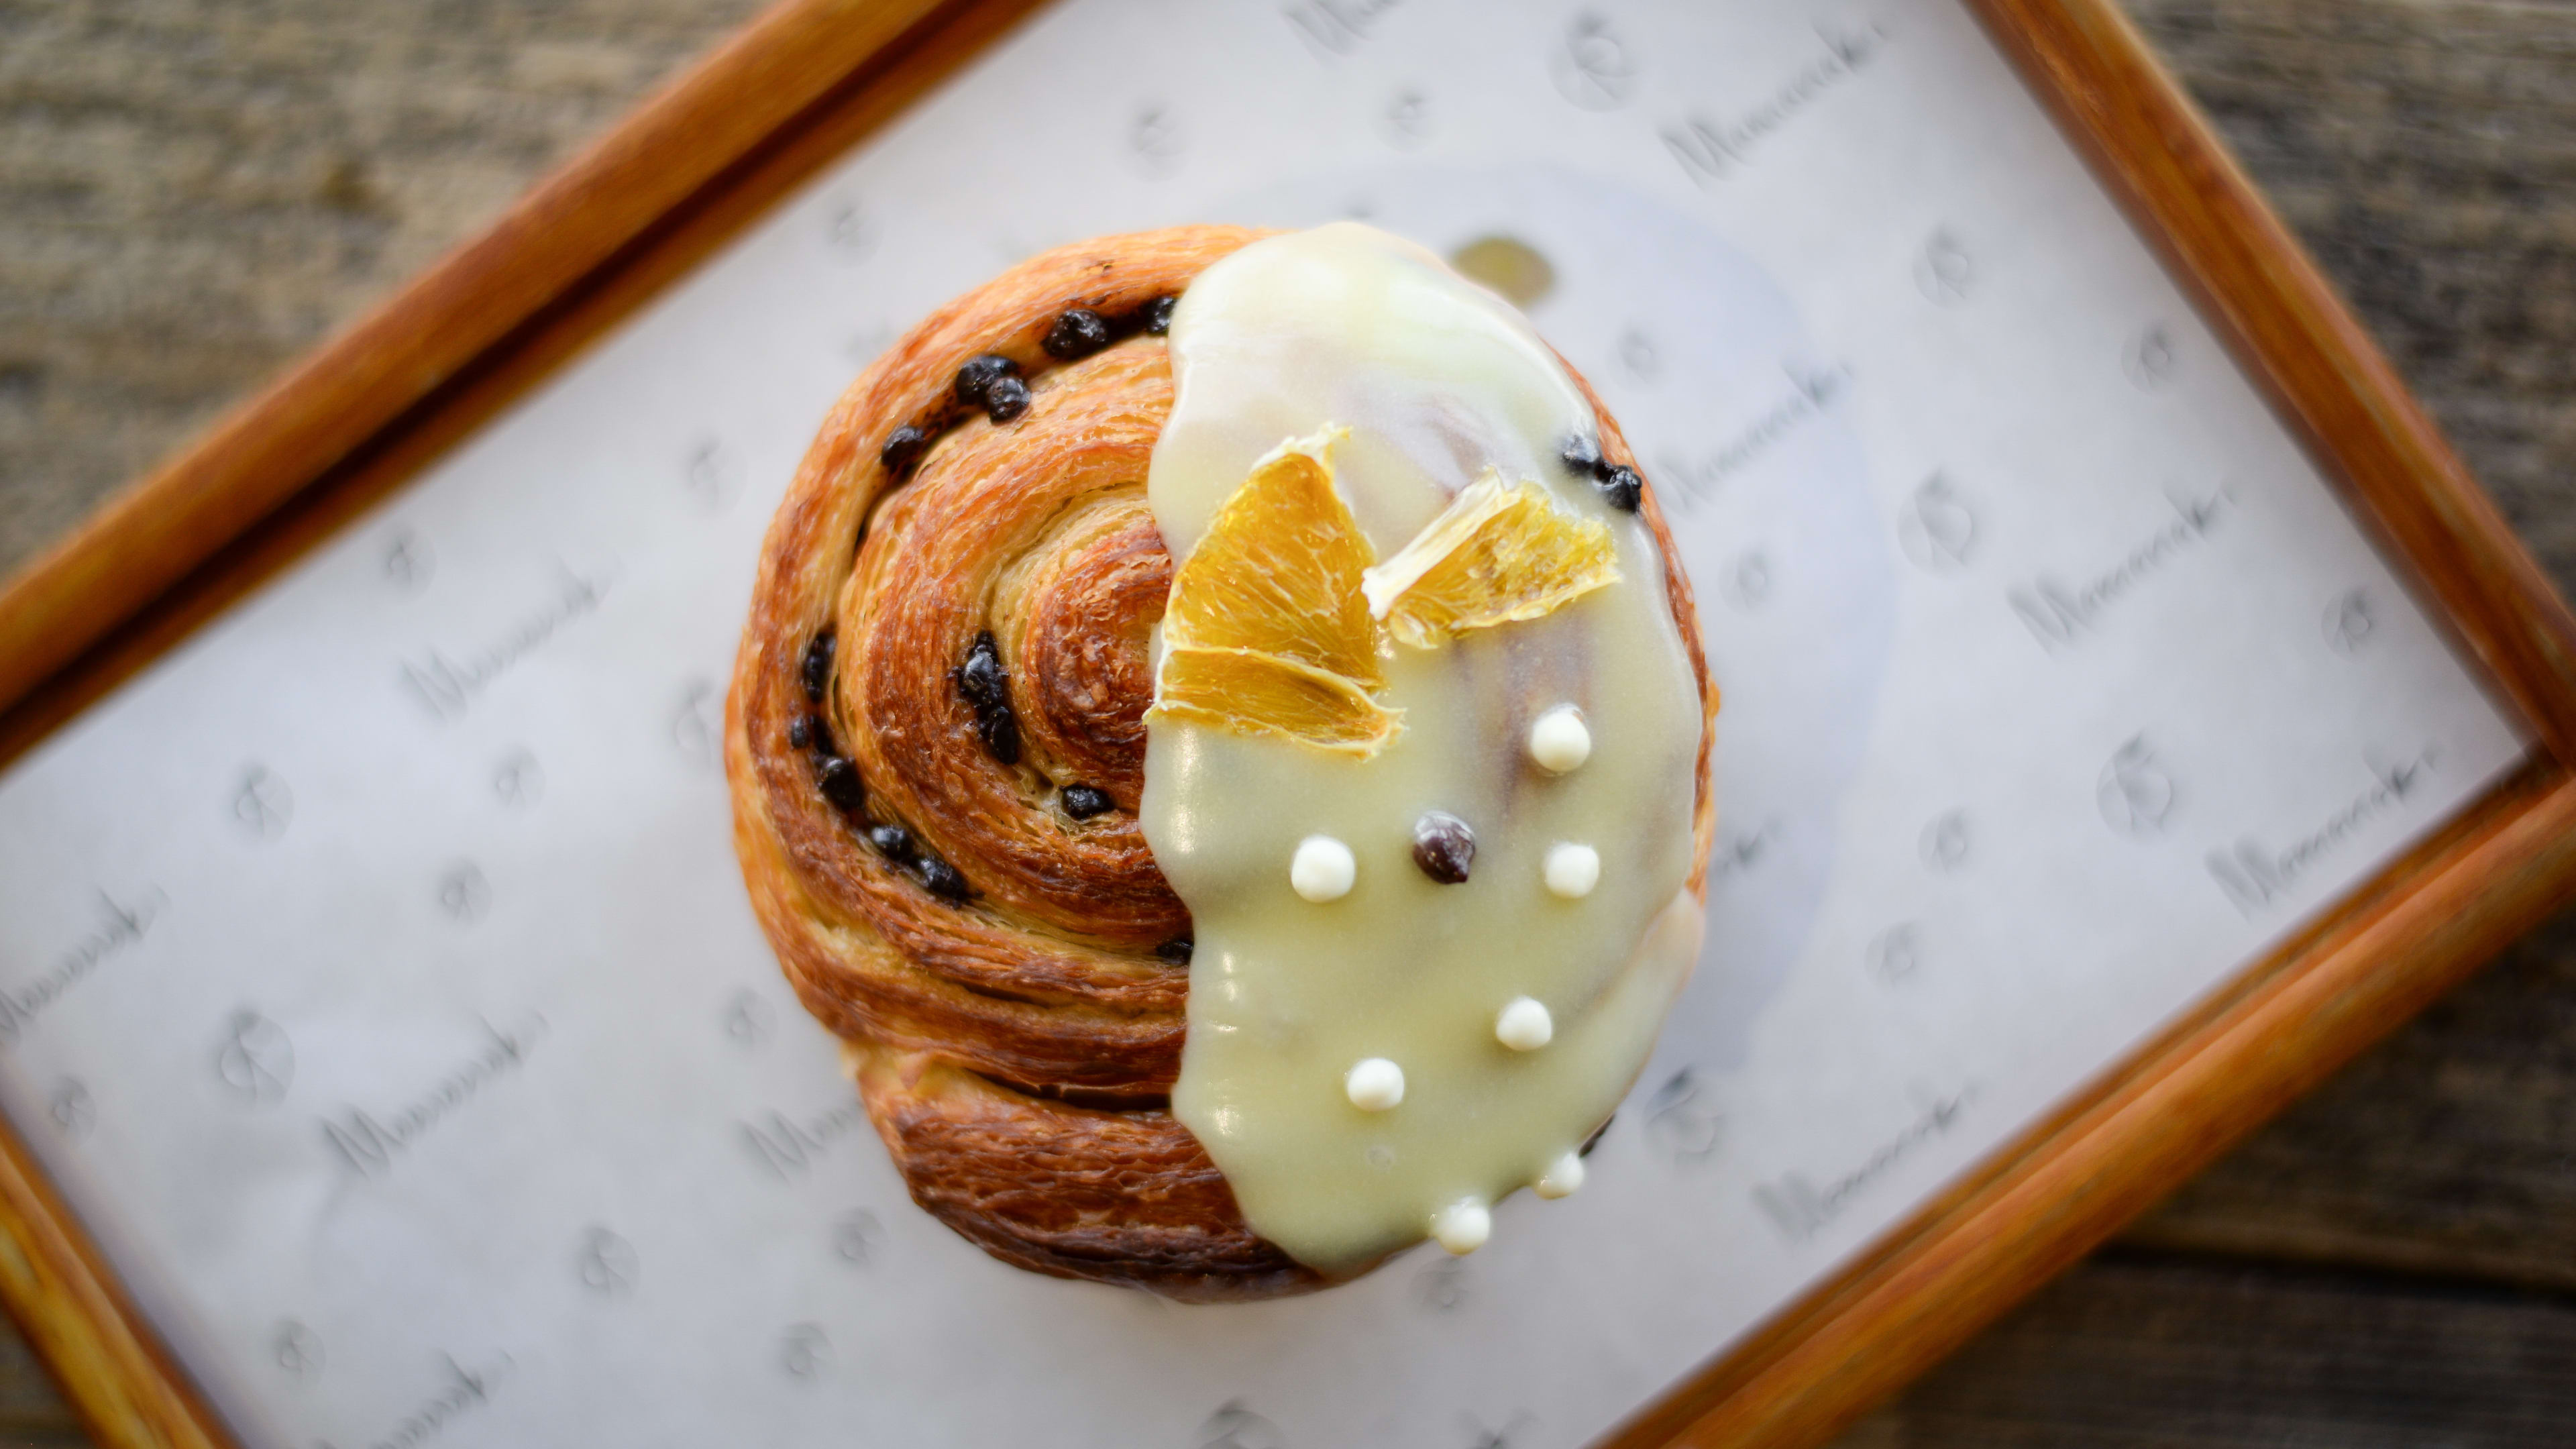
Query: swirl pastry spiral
726,225,1715,1301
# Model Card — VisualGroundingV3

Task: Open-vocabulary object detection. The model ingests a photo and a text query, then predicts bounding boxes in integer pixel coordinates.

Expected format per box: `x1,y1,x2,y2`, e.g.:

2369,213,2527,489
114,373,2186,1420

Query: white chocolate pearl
1528,706,1593,774
1495,996,1554,1051
1432,1199,1493,1255
1291,835,1357,902
1544,843,1601,899
1344,1057,1405,1111
1535,1151,1588,1200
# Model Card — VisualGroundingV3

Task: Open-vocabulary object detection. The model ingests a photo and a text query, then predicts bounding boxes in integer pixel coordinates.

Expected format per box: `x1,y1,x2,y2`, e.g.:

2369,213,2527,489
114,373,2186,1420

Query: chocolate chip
983,374,1032,424
816,756,864,812
1597,465,1643,513
803,714,837,757
1411,811,1477,884
801,629,837,702
955,354,1016,405
1061,785,1114,820
1140,295,1179,335
1044,308,1112,360
977,704,1021,765
879,424,931,478
867,823,915,862
787,716,811,751
956,633,1006,710
916,855,971,900
1560,433,1605,478
1157,936,1194,965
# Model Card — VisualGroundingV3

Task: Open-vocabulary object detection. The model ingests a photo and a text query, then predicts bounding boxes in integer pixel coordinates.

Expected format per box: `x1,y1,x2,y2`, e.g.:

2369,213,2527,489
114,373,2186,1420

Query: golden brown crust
852,1046,1316,1301
724,225,1717,1301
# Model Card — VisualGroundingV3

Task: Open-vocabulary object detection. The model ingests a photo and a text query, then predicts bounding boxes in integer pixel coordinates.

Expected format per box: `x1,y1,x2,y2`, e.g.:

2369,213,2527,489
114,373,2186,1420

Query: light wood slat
0,1130,220,1448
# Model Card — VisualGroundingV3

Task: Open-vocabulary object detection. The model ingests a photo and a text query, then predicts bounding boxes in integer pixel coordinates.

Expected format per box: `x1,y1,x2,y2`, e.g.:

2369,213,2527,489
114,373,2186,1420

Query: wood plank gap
2088,1239,2576,1311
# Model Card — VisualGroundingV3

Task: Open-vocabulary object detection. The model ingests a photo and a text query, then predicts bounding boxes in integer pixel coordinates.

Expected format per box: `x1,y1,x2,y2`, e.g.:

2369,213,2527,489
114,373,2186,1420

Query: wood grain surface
2,1,2573,1445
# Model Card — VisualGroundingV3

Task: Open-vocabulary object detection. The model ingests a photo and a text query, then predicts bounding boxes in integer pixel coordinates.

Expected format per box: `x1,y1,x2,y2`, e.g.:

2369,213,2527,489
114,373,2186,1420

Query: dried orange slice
1151,646,1400,755
1363,469,1620,648
1163,427,1384,685
1152,429,1401,756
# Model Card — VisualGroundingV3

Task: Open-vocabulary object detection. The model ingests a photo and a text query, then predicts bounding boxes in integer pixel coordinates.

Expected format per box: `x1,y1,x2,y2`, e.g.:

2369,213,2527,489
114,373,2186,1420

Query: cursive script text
1283,0,1401,57
1753,1085,1973,1243
740,1102,868,1179
2208,749,2438,916
0,889,164,1047
323,1352,510,1449
1660,364,1847,506
321,1016,546,1178
399,569,608,722
2010,490,2231,651
1663,23,1886,185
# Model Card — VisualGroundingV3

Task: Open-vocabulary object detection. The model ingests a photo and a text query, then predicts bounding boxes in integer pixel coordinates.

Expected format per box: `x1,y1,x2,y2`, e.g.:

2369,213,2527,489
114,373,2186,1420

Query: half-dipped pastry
725,221,1716,1302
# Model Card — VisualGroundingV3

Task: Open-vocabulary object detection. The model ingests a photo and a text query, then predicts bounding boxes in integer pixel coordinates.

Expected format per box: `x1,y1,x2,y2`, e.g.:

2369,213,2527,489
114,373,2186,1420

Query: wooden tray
3,1,2573,1446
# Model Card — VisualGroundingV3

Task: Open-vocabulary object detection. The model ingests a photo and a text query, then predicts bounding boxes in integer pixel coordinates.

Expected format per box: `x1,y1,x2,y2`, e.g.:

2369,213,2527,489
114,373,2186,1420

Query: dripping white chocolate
1141,223,1707,1273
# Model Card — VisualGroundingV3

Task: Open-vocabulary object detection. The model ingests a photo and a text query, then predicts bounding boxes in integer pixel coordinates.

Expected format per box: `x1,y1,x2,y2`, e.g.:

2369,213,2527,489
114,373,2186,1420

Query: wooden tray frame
3,2,2574,1446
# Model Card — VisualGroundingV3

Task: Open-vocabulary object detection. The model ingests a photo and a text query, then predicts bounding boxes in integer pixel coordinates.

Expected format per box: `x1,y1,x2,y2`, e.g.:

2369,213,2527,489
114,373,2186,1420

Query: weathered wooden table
3,1,2572,1444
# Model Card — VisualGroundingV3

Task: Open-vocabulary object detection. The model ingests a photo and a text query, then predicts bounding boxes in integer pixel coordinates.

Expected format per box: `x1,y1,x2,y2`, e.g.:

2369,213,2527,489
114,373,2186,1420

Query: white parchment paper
0,2,2529,1446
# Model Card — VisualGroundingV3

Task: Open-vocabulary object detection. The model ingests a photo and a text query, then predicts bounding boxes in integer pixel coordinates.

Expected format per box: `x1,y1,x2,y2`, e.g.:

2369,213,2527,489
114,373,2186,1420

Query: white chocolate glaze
1143,223,1707,1273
